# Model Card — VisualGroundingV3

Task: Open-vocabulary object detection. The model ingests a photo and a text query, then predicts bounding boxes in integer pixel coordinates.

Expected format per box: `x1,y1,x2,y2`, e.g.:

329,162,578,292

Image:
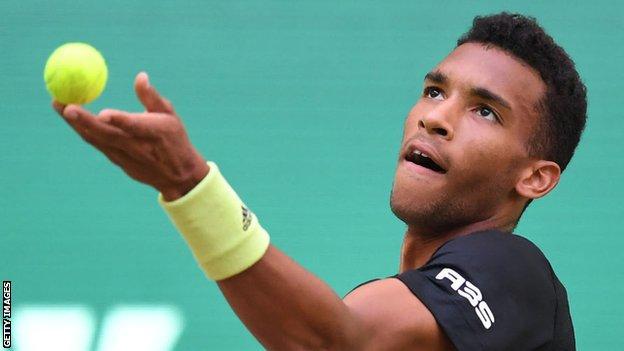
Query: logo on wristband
241,206,253,231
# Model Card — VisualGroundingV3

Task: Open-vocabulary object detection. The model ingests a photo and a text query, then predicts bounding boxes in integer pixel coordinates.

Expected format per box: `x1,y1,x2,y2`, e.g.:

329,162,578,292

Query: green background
2,1,623,349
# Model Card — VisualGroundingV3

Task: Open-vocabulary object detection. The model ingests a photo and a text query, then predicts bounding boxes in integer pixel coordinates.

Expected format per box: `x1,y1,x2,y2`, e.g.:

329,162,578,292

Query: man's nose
418,102,457,140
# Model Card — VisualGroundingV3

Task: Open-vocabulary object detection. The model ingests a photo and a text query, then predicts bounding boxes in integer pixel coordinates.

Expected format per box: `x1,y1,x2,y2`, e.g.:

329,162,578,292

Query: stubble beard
389,185,474,236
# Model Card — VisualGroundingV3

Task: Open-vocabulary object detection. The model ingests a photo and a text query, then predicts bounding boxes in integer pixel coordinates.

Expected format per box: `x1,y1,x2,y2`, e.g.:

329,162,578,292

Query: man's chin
389,190,460,234
390,194,434,225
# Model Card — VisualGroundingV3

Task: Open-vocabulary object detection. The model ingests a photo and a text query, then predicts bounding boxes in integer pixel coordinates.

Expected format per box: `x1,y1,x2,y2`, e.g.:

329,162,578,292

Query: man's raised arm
52,72,453,351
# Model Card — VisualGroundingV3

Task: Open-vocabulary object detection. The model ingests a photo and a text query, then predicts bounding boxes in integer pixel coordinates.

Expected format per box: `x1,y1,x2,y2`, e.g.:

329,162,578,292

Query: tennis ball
44,42,108,105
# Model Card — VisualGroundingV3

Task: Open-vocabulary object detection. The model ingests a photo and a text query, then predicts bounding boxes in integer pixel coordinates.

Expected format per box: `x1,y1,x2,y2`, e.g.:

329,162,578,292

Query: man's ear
515,160,561,199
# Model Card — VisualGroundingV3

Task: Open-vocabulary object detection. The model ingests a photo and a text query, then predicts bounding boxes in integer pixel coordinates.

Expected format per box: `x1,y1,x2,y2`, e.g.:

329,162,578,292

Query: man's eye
424,87,444,100
476,106,498,122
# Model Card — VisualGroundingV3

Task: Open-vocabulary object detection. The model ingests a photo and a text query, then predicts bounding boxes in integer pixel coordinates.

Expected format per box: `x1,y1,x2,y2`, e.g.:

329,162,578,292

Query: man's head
390,13,587,234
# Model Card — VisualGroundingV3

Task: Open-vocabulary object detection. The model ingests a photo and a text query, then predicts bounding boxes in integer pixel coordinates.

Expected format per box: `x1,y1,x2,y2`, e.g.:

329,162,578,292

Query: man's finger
134,72,175,114
62,105,128,146
103,110,157,138
99,108,132,122
52,100,65,115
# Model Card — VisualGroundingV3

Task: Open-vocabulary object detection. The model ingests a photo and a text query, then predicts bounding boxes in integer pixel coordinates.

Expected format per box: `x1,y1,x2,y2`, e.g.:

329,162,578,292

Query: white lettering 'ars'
435,268,495,330
458,281,482,307
476,301,495,329
435,267,466,290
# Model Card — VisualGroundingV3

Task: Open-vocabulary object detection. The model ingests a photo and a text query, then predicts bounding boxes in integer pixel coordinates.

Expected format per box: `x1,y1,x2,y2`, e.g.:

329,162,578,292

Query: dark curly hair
457,13,587,172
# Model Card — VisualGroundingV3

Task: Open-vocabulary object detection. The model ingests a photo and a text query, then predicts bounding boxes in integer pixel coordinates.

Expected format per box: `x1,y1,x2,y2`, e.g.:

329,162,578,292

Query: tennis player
53,12,585,351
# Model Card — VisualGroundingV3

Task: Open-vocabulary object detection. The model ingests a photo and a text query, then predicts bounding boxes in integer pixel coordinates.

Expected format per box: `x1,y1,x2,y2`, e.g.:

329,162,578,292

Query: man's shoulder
440,229,546,255
393,229,572,350
434,229,553,275
426,229,558,301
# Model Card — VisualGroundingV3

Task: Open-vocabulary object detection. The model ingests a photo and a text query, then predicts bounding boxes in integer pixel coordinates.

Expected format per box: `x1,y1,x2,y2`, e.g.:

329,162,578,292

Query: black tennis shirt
349,230,574,351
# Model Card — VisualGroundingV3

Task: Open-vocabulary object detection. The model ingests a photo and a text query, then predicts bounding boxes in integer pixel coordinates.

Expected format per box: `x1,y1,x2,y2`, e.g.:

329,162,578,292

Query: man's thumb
134,71,175,114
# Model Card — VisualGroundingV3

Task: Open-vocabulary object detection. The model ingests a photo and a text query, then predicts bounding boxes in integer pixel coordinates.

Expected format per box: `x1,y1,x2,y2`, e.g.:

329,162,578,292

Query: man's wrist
160,157,210,201
158,160,271,280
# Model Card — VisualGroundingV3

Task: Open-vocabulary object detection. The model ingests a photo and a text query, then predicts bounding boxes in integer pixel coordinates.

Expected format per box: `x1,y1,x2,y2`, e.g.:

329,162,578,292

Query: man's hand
52,72,209,201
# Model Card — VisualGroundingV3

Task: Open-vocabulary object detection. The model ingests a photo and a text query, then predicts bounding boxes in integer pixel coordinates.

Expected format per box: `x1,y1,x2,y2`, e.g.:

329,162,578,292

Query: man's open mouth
406,149,447,174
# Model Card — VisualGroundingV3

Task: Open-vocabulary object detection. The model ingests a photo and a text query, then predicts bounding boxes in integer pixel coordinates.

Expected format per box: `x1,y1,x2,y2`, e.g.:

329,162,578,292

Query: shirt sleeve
394,230,557,351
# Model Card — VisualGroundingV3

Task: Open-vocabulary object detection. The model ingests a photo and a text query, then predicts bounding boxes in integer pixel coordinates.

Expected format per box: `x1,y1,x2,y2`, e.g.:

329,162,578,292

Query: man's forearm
158,162,363,349
217,244,362,350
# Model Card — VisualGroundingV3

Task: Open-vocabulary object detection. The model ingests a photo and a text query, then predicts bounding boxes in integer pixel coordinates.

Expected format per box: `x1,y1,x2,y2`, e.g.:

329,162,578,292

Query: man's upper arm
343,278,455,351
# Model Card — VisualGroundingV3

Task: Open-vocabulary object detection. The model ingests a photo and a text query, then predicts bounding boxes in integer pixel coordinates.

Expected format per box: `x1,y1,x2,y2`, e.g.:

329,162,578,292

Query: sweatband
158,161,270,280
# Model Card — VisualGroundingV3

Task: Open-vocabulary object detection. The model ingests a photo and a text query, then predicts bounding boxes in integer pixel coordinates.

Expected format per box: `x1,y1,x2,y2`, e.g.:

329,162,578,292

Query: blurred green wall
2,1,622,349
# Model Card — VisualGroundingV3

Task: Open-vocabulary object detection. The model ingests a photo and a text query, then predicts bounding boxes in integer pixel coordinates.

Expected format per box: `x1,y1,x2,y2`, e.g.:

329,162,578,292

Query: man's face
390,43,546,232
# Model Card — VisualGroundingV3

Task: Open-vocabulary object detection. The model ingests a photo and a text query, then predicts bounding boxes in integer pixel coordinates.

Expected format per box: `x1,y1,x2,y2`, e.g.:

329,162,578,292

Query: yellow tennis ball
44,42,108,105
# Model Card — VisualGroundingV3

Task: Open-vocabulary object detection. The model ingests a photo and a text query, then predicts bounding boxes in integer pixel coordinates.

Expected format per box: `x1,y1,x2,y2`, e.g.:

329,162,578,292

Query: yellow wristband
158,161,270,280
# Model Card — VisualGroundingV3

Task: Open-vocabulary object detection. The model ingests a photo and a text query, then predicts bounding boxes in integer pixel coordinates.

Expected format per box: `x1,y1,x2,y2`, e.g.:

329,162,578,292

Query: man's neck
399,218,514,273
